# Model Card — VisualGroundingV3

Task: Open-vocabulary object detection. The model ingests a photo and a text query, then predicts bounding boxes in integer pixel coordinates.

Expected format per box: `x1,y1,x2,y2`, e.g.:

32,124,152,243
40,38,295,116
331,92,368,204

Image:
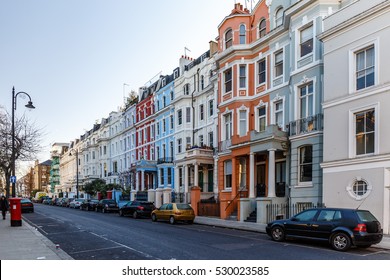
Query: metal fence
266,202,325,223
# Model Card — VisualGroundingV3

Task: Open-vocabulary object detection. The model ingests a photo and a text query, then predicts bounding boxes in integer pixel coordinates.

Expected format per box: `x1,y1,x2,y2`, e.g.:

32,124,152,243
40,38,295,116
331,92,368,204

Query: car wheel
151,214,157,222
133,211,138,219
188,220,194,224
270,226,285,242
169,216,175,225
331,232,351,251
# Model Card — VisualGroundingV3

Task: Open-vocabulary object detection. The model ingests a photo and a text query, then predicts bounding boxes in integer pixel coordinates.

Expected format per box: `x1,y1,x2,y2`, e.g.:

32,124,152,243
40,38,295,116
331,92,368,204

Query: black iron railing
288,113,323,136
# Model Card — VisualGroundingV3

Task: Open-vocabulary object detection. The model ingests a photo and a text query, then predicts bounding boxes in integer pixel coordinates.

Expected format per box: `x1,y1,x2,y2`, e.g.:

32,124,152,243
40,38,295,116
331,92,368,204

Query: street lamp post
69,149,79,198
11,87,35,198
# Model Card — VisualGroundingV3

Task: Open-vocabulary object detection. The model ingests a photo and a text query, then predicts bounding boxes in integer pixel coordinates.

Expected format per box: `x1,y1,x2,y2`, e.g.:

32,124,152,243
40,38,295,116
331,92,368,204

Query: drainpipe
191,69,199,146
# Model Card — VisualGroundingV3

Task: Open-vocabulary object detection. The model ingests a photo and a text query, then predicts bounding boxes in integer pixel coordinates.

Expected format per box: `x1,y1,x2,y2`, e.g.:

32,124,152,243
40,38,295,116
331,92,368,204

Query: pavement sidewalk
1,213,389,260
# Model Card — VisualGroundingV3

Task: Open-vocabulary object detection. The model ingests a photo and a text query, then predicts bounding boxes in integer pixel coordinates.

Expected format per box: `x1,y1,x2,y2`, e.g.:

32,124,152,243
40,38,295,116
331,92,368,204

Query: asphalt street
23,203,390,260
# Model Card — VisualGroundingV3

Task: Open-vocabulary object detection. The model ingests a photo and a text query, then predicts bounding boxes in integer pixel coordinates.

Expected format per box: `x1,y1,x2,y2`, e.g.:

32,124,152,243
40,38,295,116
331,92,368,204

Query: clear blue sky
0,0,239,168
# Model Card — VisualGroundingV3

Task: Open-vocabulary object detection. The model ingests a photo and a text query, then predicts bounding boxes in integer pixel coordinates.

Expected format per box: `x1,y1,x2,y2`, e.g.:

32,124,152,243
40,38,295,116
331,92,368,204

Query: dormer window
225,29,233,49
259,19,266,38
275,7,284,27
239,24,246,44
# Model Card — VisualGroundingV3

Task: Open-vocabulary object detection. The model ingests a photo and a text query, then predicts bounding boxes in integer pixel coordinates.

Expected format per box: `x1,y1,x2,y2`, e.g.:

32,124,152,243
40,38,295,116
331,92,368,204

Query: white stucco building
320,0,390,234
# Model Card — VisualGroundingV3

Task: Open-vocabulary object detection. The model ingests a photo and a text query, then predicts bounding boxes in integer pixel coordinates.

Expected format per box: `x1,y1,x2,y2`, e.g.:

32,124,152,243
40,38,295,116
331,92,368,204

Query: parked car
39,196,50,203
151,203,195,224
119,201,155,218
266,208,383,251
69,199,85,209
95,199,119,213
56,198,65,206
80,199,99,211
42,198,52,205
50,198,60,206
21,198,34,213
62,198,74,207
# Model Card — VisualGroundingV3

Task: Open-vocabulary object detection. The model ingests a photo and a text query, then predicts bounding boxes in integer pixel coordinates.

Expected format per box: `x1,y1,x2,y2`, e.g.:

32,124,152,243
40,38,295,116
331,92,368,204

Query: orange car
151,203,195,224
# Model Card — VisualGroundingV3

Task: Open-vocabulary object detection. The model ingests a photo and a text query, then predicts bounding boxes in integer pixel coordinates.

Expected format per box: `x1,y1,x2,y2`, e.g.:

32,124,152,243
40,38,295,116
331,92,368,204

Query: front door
256,164,266,197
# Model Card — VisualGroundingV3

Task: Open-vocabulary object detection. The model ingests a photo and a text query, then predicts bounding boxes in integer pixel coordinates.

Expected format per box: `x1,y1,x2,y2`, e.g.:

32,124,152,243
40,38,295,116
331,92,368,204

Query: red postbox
9,197,22,227
106,190,112,199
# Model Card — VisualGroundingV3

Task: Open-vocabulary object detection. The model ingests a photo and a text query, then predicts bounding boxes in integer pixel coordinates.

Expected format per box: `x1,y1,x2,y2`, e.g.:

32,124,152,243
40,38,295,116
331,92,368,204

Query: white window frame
238,64,247,89
299,23,314,58
255,102,268,132
294,77,316,121
275,7,284,27
237,107,248,137
274,49,284,78
224,160,232,190
224,67,233,94
271,96,285,130
348,39,378,94
257,58,267,86
346,177,373,201
177,109,183,126
239,24,246,44
225,28,233,49
199,104,204,121
209,100,214,117
177,138,182,154
348,103,379,158
222,110,233,141
298,145,313,187
258,18,266,39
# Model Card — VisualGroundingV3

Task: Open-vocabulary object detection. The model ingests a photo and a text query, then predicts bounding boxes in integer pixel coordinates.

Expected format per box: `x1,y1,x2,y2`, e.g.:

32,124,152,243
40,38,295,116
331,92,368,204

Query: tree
0,107,42,197
83,179,106,197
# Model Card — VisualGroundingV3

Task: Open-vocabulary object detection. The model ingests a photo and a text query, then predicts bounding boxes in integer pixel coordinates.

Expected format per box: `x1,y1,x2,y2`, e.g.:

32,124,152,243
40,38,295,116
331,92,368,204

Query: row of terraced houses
46,1,390,234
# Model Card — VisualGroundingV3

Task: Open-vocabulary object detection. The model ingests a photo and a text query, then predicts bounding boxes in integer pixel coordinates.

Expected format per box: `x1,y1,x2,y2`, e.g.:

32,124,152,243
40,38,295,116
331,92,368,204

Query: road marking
70,245,124,255
89,232,160,260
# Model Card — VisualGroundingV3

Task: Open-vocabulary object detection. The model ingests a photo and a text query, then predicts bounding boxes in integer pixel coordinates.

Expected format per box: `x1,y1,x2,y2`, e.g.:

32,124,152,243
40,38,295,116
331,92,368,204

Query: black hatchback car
266,208,383,251
118,201,155,218
95,199,119,213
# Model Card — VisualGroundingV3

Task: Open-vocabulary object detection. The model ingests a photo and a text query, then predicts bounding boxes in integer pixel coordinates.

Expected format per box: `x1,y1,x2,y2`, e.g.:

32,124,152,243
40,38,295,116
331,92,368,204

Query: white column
174,166,180,193
268,149,276,197
213,156,218,200
184,165,189,203
135,171,139,191
249,152,255,198
194,164,199,187
141,170,145,191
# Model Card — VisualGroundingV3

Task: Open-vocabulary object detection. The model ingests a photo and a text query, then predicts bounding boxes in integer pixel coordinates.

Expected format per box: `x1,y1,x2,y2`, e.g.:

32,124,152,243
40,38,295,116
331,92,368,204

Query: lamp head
25,101,35,109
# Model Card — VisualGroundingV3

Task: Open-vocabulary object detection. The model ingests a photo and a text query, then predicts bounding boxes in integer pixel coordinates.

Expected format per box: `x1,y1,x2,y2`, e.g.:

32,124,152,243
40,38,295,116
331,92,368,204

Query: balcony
218,139,232,153
185,146,214,159
288,113,323,137
250,124,287,143
157,157,174,164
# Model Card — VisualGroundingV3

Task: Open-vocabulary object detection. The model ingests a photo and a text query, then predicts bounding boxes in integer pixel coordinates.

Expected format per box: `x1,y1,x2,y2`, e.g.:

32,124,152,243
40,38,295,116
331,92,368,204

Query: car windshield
356,210,378,222
176,204,192,210
21,199,31,203
140,202,153,206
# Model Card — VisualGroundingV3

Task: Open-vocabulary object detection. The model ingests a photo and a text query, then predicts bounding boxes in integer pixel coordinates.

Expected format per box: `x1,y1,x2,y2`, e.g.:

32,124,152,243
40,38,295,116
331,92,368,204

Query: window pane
365,110,375,132
225,160,232,174
356,51,365,71
366,47,375,67
366,132,375,154
239,25,246,44
299,146,312,182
